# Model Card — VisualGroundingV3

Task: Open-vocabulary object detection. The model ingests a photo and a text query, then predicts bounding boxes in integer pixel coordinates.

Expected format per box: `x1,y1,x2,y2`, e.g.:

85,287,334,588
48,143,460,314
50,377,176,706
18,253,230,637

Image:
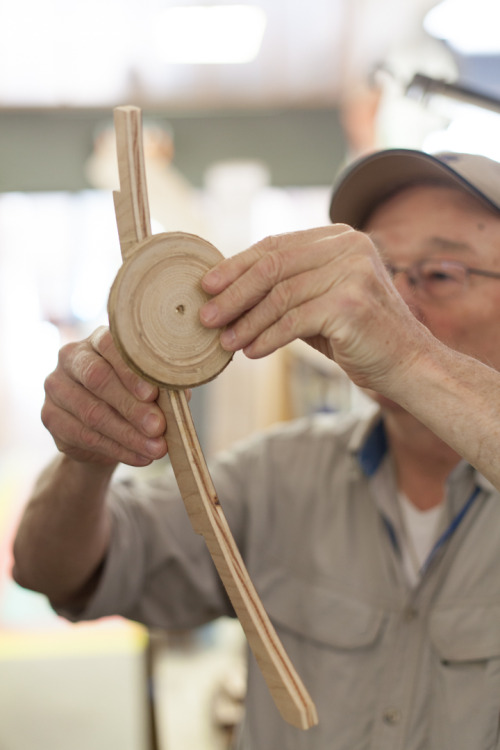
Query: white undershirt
397,492,444,587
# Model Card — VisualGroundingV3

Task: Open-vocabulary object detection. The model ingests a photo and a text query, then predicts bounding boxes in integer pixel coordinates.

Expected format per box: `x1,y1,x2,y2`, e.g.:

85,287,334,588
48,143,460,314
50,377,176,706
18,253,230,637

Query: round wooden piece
108,232,233,388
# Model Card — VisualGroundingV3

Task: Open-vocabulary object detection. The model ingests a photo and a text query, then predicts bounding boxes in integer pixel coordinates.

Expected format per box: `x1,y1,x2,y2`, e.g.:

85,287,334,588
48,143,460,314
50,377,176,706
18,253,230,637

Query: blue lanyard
382,485,481,576
358,419,482,576
419,485,481,576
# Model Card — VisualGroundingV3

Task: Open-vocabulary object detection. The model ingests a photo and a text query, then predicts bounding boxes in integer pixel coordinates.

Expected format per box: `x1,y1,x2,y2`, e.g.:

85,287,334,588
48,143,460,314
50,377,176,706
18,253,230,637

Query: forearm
388,338,500,487
12,454,115,607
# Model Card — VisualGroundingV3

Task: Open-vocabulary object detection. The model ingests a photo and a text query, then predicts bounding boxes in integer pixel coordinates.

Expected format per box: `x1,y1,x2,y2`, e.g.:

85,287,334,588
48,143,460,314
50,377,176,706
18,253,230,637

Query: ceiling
0,0,450,111
1,0,500,193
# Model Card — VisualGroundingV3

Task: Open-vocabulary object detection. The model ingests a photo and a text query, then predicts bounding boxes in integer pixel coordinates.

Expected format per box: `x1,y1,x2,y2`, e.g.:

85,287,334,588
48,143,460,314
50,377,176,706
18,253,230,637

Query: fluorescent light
424,0,500,54
153,4,267,64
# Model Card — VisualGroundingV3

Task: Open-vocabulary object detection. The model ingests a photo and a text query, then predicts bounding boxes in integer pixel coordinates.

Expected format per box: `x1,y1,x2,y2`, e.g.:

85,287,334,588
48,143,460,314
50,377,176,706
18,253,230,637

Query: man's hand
41,326,168,466
200,226,429,393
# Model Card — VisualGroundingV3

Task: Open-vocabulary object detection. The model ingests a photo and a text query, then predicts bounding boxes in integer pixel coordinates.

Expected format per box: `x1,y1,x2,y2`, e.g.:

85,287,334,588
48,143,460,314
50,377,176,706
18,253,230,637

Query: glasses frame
384,258,500,299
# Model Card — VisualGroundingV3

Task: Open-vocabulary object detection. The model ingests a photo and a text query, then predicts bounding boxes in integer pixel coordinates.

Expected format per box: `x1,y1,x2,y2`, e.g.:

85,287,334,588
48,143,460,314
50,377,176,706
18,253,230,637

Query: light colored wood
112,105,152,260
109,105,318,730
159,389,318,729
108,232,232,388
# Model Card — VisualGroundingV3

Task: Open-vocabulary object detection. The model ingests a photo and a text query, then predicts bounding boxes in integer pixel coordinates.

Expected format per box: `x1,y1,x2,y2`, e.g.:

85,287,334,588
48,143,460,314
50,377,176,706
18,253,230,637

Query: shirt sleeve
53,446,251,628
53,414,347,630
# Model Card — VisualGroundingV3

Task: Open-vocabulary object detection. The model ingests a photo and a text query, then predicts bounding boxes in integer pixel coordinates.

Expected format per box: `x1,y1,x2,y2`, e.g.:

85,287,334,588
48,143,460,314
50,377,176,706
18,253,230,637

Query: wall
0,106,347,193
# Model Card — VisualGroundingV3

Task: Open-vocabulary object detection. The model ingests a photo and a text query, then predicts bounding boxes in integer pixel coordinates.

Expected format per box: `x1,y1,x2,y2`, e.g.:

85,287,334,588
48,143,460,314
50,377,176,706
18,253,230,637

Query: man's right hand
41,326,168,466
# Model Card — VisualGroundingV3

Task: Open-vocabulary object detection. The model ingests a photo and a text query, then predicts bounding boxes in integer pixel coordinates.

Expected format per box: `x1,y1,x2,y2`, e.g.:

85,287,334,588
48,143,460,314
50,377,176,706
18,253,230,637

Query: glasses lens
418,260,466,298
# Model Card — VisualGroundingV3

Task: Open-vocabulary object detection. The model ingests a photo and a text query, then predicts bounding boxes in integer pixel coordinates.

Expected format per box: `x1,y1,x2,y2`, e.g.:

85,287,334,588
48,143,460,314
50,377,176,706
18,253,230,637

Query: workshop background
1,1,499,748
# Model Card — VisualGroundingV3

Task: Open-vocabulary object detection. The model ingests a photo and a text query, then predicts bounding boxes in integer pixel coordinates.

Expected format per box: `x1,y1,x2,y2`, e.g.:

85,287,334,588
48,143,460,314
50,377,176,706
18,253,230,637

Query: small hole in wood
176,304,185,314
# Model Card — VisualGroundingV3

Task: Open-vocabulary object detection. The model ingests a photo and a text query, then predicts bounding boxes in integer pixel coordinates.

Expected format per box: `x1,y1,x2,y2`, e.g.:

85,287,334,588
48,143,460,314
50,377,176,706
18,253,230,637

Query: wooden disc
108,232,233,388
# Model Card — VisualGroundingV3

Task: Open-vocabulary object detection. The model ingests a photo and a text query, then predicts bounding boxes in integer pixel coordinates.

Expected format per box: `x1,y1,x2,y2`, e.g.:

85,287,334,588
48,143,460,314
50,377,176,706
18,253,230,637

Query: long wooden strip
159,389,318,728
113,105,152,258
111,105,318,729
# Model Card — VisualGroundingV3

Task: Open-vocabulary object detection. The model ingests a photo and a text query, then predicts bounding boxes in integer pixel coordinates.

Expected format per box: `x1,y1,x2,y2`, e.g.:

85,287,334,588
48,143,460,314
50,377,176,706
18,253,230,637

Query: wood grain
108,232,233,388
112,105,151,259
108,105,318,730
159,389,318,728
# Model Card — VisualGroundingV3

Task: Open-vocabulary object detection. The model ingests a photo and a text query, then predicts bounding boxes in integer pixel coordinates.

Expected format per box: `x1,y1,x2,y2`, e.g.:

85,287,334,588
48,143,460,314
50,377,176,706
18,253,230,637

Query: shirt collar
358,419,388,477
348,408,387,477
352,411,495,502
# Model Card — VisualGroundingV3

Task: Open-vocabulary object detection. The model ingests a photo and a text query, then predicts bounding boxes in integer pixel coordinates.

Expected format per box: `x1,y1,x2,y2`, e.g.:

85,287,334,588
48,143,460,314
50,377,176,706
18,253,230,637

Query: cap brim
329,148,500,229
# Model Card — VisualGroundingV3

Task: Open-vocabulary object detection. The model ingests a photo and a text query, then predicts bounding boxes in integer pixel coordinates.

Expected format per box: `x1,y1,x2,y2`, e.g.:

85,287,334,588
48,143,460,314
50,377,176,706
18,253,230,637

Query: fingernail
203,269,221,290
146,438,165,458
200,301,218,324
136,379,155,400
134,456,152,467
143,412,162,436
220,328,236,350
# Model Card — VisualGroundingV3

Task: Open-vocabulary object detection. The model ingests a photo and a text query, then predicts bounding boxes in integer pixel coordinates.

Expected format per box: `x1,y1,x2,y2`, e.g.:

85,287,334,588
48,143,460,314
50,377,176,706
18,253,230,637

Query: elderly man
12,149,500,749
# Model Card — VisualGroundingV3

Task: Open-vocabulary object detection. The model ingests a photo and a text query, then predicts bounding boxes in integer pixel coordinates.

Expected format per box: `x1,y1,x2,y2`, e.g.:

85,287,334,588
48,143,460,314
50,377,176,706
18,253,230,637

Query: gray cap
329,148,500,229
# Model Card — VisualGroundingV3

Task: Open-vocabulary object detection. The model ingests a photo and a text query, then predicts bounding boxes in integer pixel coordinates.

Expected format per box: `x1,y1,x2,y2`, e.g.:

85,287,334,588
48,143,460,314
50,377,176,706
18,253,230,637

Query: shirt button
383,708,402,726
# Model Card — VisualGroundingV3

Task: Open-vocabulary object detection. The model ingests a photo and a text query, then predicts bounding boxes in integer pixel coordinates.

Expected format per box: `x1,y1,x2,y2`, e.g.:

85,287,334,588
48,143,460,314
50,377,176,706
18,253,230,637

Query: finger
240,252,401,363
60,344,166,438
90,326,159,402
200,226,353,329
44,375,167,460
241,295,334,360
202,226,352,295
201,231,315,295
42,401,164,466
219,264,336,352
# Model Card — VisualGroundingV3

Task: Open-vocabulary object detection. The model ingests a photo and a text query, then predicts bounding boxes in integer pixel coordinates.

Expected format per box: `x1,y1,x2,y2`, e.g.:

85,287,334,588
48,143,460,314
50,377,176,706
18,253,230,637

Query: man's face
365,183,500,373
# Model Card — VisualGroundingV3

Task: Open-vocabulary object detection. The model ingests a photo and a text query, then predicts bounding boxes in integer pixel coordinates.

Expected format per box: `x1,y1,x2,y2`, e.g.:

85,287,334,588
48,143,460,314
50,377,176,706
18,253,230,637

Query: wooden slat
109,104,318,730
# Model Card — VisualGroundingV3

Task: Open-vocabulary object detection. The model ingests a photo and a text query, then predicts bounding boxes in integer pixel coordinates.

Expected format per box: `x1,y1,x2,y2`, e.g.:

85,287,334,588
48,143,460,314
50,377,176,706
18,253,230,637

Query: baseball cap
329,148,500,229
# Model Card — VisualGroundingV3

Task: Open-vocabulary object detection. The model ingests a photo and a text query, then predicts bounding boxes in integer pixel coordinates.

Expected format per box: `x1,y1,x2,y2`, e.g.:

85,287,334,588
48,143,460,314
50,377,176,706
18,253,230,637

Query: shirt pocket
255,564,386,739
260,565,385,648
429,606,500,750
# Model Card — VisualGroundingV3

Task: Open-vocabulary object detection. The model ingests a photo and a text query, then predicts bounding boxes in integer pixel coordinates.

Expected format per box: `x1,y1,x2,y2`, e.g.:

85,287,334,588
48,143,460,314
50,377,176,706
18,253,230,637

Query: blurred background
1,0,499,748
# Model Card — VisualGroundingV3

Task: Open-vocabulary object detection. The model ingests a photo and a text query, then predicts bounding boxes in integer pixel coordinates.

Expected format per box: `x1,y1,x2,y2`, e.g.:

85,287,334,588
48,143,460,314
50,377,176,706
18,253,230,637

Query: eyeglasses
385,258,500,299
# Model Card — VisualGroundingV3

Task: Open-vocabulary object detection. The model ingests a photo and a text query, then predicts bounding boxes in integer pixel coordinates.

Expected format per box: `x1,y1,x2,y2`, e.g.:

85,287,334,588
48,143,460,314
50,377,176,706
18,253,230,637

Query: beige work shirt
58,411,500,750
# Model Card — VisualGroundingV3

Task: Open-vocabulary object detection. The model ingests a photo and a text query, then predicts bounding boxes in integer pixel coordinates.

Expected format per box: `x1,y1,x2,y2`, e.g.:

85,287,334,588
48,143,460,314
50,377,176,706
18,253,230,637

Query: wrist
58,453,118,482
